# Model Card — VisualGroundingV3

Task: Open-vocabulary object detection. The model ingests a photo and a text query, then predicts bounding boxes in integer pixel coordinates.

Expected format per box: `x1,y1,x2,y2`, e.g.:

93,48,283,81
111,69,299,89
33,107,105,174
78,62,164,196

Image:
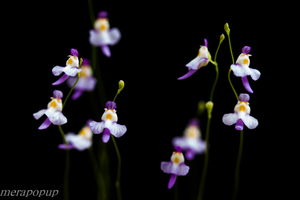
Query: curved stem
231,130,244,200
111,136,122,200
58,125,70,200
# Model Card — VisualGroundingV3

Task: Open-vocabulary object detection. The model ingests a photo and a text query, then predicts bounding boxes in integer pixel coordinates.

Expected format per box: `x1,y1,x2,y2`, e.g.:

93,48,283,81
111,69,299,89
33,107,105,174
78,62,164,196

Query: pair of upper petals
89,120,127,138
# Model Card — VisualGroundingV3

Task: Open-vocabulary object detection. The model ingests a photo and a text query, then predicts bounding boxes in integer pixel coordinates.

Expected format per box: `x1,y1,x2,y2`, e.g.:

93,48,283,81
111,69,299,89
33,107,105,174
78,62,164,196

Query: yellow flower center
79,129,85,136
243,59,248,65
239,104,246,112
100,24,106,31
106,113,112,120
50,101,56,108
67,58,73,65
174,157,179,163
198,50,201,57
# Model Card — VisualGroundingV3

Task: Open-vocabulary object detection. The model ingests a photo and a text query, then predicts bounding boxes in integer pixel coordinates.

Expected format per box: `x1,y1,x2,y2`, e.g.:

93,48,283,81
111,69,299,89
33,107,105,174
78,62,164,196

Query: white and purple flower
230,46,261,93
178,38,210,80
33,90,67,130
160,146,190,189
172,119,206,160
66,58,97,100
89,11,121,57
222,93,258,130
58,120,93,151
89,101,127,143
52,48,82,85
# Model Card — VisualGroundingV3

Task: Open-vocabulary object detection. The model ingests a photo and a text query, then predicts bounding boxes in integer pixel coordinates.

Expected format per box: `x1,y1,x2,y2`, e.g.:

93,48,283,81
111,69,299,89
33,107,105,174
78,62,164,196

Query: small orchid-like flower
52,49,82,85
33,90,67,130
66,58,97,100
160,146,190,189
178,38,210,80
58,120,93,151
89,11,121,57
230,46,261,93
222,93,258,130
172,119,206,160
89,101,127,143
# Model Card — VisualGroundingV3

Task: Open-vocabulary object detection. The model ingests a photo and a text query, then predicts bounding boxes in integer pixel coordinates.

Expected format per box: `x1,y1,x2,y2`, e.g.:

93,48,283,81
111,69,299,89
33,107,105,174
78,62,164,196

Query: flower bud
220,34,225,43
197,100,206,116
224,23,230,34
118,80,125,91
205,101,214,118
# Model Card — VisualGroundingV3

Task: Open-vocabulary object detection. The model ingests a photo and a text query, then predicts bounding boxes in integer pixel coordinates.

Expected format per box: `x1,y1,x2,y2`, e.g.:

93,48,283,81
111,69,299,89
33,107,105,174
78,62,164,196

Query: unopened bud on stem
224,23,230,35
206,101,214,119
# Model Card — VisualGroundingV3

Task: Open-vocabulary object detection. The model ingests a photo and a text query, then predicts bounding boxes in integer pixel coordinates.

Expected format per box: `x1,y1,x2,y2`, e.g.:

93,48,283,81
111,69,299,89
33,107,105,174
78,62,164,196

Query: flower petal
102,128,111,143
38,118,52,130
177,69,197,80
52,66,65,76
101,45,111,57
109,122,127,138
172,137,188,149
66,134,92,151
222,113,239,126
168,174,177,189
53,90,63,99
185,149,195,160
90,120,105,134
249,68,261,81
58,143,75,150
186,57,208,70
161,161,173,174
235,118,244,130
231,64,247,77
108,28,121,45
64,67,82,77
242,115,258,129
241,76,254,93
52,74,69,86
33,109,47,120
71,90,83,100
49,111,67,125
177,163,190,176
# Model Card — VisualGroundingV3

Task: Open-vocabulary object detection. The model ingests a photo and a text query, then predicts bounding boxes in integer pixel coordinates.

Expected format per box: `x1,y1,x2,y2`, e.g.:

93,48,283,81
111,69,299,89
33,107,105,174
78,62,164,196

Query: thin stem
88,146,107,200
113,91,120,102
231,130,244,200
111,136,122,200
87,0,95,26
197,115,211,200
226,33,239,101
174,178,178,200
58,125,70,200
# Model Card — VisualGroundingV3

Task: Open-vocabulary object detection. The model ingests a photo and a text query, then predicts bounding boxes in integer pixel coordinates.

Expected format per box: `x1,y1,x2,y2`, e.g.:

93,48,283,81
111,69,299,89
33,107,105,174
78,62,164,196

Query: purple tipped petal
101,45,111,57
239,93,250,102
168,174,177,189
52,74,69,86
71,90,83,100
174,146,182,153
204,38,208,47
185,149,195,160
177,69,197,80
58,143,75,150
241,46,251,54
98,11,108,18
71,48,79,57
102,128,111,143
53,90,63,99
38,118,51,130
188,118,200,127
82,58,90,65
235,119,244,131
241,76,253,93
105,101,117,110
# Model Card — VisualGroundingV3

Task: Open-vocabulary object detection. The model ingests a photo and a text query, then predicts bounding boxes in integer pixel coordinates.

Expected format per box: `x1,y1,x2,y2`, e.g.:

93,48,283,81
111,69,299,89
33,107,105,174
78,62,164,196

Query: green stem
88,146,107,200
87,0,95,26
111,136,122,200
58,125,70,200
231,130,244,200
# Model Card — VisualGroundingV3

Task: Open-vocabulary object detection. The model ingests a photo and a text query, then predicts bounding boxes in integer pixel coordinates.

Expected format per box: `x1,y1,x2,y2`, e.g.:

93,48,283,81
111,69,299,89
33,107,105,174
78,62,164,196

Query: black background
1,1,296,200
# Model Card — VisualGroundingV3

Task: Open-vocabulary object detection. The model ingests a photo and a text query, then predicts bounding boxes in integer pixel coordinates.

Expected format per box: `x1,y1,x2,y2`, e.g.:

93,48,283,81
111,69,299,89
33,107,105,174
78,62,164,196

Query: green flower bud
205,101,214,118
224,23,230,34
118,80,125,91
197,100,206,116
220,34,225,43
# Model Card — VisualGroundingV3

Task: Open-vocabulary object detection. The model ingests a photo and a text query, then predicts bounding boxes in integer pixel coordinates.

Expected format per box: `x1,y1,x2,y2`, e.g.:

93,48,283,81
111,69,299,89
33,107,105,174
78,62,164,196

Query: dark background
2,1,296,200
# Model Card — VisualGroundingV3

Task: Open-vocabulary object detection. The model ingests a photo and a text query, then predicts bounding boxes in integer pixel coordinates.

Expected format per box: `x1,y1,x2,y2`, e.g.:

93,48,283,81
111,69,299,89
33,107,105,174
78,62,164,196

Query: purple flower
172,119,206,160
33,90,67,130
161,146,190,189
66,58,97,100
230,46,261,93
52,48,82,85
178,38,210,80
58,120,93,151
89,101,127,143
222,93,258,130
89,11,121,57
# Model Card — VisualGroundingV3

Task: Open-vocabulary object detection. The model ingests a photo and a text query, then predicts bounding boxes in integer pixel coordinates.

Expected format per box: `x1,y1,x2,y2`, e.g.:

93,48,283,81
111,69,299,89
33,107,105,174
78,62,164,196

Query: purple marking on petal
239,93,250,102
177,69,197,80
53,90,63,99
241,76,253,93
168,174,177,189
38,118,51,130
105,101,117,110
98,11,108,18
241,46,251,54
174,146,183,153
101,45,111,57
188,118,200,127
52,74,69,86
235,119,244,131
71,90,83,100
82,58,90,65
185,149,195,160
204,38,208,47
102,128,111,143
70,48,79,57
